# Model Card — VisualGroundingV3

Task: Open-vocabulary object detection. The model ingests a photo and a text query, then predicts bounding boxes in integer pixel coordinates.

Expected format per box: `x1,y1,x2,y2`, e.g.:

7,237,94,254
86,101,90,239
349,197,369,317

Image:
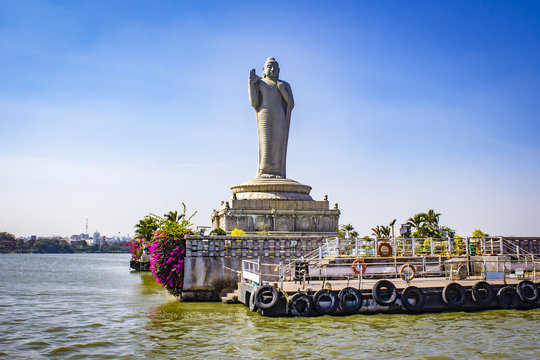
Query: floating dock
231,237,540,316
238,277,540,317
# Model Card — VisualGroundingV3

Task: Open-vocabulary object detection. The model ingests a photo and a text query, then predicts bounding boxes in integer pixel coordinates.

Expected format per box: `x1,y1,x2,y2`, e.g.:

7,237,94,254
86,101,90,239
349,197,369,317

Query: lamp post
389,219,396,240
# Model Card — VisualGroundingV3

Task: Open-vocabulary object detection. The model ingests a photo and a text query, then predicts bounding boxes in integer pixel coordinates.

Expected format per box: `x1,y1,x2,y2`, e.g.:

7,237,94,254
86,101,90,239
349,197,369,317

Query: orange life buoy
352,258,367,275
377,242,393,257
399,263,416,281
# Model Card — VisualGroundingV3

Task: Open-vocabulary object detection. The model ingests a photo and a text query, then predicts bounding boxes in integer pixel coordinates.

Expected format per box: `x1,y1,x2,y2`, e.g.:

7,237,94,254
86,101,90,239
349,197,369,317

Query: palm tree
164,210,184,223
341,224,354,233
424,209,441,228
371,225,391,239
134,216,159,242
406,213,425,232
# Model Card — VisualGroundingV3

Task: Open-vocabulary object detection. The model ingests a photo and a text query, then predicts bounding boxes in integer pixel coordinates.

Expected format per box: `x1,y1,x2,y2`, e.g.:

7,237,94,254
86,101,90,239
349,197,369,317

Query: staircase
220,289,240,304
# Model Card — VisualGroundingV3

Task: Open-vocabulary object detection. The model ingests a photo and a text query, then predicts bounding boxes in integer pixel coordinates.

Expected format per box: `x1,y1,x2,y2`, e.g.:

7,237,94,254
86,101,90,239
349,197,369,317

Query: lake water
1,253,539,359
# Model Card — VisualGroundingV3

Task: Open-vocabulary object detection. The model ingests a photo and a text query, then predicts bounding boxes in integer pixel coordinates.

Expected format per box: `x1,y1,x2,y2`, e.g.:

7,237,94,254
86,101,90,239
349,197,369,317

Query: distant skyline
1,1,539,237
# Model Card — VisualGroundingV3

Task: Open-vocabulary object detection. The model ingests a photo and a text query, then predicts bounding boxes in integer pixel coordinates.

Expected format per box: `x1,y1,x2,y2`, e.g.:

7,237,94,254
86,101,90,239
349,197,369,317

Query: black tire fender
497,286,520,309
516,280,539,304
253,285,279,310
471,281,495,306
338,287,363,313
313,289,337,315
288,293,313,317
400,286,425,312
442,283,466,308
372,280,398,306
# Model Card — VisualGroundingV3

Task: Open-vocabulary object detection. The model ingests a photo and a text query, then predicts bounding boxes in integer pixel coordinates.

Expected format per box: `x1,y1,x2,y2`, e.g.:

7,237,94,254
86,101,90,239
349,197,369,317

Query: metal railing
242,256,539,292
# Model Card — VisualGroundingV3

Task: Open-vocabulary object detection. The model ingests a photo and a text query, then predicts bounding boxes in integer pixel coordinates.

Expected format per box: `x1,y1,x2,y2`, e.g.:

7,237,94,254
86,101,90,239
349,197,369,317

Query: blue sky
1,0,539,237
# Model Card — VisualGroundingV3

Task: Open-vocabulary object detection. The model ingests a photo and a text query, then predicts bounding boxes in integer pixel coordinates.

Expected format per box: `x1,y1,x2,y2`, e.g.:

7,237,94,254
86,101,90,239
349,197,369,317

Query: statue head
262,57,280,79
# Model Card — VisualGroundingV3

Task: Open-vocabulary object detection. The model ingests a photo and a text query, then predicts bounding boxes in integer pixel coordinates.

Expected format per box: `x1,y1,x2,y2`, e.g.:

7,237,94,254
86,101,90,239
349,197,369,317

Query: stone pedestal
212,178,340,234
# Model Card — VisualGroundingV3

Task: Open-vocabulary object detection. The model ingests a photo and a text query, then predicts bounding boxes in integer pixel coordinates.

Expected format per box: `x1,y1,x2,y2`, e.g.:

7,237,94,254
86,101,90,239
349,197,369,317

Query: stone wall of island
182,235,329,301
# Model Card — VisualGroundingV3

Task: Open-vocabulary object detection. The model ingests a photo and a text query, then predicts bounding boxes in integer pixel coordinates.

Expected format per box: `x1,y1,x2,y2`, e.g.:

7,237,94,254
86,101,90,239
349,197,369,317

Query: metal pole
355,237,358,257
279,261,284,290
430,238,434,256
412,238,416,257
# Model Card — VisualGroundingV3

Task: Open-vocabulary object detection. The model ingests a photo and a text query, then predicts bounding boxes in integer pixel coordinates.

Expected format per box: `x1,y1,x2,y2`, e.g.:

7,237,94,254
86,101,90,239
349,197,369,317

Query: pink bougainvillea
148,229,191,297
125,238,145,260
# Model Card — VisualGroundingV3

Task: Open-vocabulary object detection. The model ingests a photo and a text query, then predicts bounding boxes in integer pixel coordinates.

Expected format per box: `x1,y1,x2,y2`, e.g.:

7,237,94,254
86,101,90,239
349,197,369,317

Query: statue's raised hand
249,68,260,83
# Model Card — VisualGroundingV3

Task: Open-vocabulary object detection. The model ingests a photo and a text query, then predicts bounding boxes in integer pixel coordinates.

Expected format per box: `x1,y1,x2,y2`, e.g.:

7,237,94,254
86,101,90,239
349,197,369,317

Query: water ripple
1,254,539,359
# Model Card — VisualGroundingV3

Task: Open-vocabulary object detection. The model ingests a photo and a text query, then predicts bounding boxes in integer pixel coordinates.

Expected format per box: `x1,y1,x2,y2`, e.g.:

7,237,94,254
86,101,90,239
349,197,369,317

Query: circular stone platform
230,178,313,200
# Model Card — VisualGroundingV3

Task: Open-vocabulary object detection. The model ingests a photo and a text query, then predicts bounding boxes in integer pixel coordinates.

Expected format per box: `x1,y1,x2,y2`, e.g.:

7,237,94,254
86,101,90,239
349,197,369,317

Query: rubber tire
442,283,466,308
497,286,520,309
249,288,258,312
516,280,539,304
253,285,279,310
338,287,363,313
372,280,398,306
313,289,337,315
471,281,495,306
401,286,425,312
288,293,313,317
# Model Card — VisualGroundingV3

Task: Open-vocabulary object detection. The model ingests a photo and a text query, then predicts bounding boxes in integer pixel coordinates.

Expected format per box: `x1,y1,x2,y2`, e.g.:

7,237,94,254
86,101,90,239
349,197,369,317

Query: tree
371,225,391,239
406,214,425,232
407,209,443,238
340,224,357,238
32,239,73,253
134,216,159,243
472,229,489,238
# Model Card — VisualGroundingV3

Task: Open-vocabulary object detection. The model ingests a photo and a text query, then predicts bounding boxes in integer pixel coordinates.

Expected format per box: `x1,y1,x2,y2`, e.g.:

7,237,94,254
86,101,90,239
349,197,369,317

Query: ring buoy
442,283,466,308
313,289,337,315
288,293,313,317
488,253,498,257
372,280,397,306
352,258,367,275
497,286,519,309
377,242,393,257
456,265,468,280
516,280,539,303
471,281,495,306
254,285,279,310
401,286,425,312
399,264,416,281
338,287,363,313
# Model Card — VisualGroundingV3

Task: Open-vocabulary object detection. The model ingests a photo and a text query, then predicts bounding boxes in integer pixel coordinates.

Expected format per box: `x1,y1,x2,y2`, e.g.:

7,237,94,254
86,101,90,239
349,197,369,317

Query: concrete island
165,58,540,317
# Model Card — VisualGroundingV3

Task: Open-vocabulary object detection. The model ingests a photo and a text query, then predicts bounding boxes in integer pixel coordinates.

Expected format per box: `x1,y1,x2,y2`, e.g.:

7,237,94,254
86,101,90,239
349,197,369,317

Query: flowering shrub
132,203,196,297
231,228,246,236
126,238,145,260
148,229,192,297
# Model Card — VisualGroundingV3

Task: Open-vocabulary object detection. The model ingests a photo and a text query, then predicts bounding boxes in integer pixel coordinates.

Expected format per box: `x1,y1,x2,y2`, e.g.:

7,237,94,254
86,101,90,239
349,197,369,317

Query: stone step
221,289,240,304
